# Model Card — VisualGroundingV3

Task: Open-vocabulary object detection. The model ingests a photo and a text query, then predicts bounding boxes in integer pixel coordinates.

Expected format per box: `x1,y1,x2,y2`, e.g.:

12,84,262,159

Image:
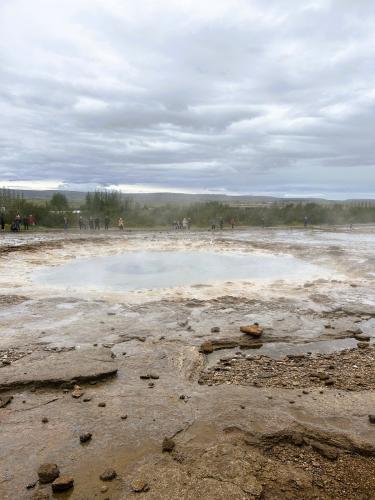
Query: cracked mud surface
0,228,375,499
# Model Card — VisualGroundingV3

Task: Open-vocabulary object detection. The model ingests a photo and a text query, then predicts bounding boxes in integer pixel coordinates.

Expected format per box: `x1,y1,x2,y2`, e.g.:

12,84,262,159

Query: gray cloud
1,0,375,198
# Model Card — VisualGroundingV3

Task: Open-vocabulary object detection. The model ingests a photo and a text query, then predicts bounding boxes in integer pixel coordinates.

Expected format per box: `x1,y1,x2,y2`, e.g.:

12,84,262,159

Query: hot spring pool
33,250,334,292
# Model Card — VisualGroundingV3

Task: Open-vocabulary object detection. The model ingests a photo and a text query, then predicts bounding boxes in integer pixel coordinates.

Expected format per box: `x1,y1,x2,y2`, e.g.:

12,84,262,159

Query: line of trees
1,188,375,229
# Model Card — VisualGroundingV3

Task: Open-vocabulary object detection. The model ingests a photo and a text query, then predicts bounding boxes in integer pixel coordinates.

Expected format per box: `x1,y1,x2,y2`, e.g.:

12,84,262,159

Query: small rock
72,386,84,399
101,485,109,493
26,480,37,489
200,341,213,354
38,463,60,484
98,402,106,407
162,437,175,452
51,475,74,492
179,395,186,400
302,390,309,394
79,432,92,443
89,380,97,385
120,414,128,420
149,373,159,379
41,417,49,424
83,397,92,402
240,404,245,409
140,374,150,380
368,415,375,424
240,324,263,338
131,479,150,492
148,382,154,388
211,327,220,333
100,469,117,481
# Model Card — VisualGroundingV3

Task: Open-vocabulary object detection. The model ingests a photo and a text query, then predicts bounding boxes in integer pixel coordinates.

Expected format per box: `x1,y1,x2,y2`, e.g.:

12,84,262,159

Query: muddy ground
0,228,375,499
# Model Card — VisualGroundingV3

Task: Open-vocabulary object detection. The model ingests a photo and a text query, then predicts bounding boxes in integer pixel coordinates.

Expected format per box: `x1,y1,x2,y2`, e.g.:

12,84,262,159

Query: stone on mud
38,463,60,484
51,475,74,492
100,469,117,481
200,341,214,354
240,324,263,338
80,432,92,443
369,415,375,424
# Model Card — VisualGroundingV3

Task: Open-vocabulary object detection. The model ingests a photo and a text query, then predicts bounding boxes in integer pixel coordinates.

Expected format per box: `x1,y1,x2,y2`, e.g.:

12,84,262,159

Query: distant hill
7,189,373,207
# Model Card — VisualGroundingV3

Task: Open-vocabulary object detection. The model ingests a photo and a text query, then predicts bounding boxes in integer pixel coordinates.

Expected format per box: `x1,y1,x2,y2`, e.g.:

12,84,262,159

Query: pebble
71,386,84,399
38,463,60,484
98,402,106,407
83,397,92,402
41,417,49,424
51,475,74,492
100,469,117,481
101,485,109,493
211,327,220,333
79,432,92,443
120,414,128,420
148,382,154,388
369,415,375,424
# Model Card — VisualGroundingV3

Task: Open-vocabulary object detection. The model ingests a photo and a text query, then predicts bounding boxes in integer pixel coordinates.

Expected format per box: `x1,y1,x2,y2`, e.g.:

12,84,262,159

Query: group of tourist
76,215,125,231
210,217,236,230
1,213,37,232
173,218,192,230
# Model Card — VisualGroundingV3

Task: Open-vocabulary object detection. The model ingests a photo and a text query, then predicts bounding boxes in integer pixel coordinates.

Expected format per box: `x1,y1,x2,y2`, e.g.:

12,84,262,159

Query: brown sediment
199,345,375,391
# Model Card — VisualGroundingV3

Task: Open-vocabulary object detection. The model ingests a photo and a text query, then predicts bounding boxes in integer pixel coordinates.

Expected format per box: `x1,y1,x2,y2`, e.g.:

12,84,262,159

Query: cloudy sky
1,0,375,198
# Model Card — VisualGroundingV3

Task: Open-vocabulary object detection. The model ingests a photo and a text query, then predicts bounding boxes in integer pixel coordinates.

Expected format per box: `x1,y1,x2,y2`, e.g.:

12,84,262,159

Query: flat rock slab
0,348,118,391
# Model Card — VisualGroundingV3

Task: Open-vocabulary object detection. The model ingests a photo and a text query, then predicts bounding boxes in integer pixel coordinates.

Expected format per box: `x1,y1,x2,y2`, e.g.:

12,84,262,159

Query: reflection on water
33,250,334,292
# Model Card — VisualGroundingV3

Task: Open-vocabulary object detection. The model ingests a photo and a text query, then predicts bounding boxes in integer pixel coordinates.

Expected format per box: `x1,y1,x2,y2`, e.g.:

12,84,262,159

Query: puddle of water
207,337,363,365
33,250,335,292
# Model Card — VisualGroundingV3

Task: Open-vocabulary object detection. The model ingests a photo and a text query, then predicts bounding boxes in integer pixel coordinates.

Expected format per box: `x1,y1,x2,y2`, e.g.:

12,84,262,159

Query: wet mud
0,228,375,499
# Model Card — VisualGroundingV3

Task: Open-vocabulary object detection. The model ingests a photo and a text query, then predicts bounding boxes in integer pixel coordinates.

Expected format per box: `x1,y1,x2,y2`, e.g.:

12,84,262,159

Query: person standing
229,217,235,229
63,216,68,231
23,215,29,230
15,213,21,231
94,216,100,230
0,213,4,231
118,217,124,230
104,215,110,230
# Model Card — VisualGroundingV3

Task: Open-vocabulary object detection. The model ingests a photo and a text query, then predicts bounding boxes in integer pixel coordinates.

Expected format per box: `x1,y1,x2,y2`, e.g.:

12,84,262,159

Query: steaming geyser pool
33,250,334,291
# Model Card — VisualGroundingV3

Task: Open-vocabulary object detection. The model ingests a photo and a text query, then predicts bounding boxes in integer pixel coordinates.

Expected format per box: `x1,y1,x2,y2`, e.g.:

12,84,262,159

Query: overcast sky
1,0,375,198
